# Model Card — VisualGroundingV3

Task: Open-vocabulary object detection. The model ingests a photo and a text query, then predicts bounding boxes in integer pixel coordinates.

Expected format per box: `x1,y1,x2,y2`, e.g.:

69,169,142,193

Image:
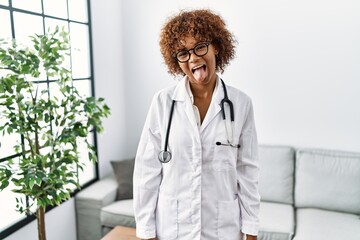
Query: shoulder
152,84,176,102
223,82,255,120
224,83,256,122
149,82,178,109
226,83,252,104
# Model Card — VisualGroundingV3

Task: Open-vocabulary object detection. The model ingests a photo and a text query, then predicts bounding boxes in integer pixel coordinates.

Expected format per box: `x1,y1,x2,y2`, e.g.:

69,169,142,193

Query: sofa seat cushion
101,199,136,228
293,208,360,240
258,201,295,240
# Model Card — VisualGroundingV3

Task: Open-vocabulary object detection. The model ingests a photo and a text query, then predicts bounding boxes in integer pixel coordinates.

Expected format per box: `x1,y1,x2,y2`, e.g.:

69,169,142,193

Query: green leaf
44,113,50,123
5,169,11,177
7,126,13,134
35,177,42,186
29,178,35,189
0,180,9,190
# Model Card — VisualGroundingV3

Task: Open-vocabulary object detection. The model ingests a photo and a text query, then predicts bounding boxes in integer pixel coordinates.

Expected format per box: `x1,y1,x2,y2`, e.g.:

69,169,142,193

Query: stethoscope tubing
158,79,238,163
158,100,176,163
220,79,234,122
164,100,176,152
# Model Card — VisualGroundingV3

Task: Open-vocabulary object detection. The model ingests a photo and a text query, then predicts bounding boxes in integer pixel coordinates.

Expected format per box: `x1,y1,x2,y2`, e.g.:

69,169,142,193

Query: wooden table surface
101,226,139,240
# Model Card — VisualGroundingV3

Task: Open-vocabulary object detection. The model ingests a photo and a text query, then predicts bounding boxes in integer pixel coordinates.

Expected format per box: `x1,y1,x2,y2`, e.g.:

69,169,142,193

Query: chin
190,77,209,85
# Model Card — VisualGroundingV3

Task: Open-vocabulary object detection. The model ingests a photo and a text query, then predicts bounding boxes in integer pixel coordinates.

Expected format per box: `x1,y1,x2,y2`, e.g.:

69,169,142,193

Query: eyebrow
178,41,207,51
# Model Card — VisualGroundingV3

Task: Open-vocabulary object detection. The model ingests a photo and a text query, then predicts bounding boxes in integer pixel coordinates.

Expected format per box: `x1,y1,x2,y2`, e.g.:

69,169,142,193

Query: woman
133,9,260,240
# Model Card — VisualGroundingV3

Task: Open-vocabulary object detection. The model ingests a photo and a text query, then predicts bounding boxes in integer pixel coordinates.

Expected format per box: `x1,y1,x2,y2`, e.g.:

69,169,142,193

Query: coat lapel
172,76,224,134
200,77,222,133
172,77,199,132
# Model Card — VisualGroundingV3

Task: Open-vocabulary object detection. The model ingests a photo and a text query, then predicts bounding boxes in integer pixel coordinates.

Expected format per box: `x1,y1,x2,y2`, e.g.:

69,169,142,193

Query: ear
213,46,219,55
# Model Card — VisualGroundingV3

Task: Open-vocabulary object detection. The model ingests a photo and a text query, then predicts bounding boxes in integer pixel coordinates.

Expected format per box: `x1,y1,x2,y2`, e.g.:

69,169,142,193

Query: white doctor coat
134,76,260,240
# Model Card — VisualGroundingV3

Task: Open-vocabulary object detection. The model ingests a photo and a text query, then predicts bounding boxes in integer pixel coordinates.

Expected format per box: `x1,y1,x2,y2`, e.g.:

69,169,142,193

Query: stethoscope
158,79,240,163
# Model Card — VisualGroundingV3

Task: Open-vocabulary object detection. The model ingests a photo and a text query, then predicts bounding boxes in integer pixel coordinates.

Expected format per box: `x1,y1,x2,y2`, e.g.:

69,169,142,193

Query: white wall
90,0,128,178
231,0,360,151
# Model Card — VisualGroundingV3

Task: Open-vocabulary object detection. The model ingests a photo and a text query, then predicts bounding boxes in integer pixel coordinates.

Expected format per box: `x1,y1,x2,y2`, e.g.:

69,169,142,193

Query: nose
188,50,200,62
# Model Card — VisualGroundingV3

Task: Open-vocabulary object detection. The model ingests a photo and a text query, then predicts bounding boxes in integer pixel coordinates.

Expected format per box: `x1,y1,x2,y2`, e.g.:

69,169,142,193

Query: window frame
0,0,98,238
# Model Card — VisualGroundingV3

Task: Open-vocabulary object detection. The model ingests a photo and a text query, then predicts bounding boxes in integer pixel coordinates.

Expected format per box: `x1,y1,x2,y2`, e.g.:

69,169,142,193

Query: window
0,0,97,238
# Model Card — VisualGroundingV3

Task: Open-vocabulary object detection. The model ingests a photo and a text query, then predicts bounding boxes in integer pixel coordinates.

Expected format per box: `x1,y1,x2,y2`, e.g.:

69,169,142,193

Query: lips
192,64,206,73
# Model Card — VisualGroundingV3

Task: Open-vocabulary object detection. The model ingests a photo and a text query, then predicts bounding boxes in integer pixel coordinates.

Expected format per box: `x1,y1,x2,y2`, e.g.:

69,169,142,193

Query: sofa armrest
75,175,118,240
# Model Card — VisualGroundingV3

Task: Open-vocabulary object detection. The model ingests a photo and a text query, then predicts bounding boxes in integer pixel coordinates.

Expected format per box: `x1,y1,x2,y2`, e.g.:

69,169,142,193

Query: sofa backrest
295,148,360,214
258,145,295,204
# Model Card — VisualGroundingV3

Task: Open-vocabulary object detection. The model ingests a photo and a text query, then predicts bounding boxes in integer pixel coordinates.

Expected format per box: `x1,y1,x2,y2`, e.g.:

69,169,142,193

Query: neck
189,78,217,99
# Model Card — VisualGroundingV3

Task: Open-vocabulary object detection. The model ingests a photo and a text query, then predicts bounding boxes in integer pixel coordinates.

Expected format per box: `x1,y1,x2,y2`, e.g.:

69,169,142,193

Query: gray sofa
75,145,360,240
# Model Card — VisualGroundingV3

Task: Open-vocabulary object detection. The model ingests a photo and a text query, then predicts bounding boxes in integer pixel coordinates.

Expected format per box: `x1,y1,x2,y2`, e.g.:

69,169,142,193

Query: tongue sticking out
193,66,206,81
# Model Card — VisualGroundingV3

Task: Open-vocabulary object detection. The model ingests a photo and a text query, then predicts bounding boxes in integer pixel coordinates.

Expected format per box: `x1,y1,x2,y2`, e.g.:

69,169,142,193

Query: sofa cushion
111,159,135,200
258,145,295,204
101,199,136,228
295,149,360,214
293,208,360,240
258,201,295,240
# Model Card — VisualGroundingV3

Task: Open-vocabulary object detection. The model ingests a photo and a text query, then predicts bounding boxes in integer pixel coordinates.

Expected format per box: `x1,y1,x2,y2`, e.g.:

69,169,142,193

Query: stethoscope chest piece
158,150,172,163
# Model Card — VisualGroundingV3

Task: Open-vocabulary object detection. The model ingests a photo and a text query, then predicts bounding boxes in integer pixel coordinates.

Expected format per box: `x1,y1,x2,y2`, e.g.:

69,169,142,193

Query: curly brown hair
159,9,236,76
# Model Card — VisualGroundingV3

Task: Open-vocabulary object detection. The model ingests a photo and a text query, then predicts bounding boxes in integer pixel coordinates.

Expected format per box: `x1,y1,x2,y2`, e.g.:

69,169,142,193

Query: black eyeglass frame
173,42,211,63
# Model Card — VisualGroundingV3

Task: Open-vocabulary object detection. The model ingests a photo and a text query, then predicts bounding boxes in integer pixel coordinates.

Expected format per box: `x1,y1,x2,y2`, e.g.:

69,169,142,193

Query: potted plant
0,27,110,240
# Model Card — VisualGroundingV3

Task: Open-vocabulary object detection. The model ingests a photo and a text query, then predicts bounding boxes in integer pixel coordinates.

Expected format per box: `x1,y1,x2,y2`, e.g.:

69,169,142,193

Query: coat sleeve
133,95,163,239
236,99,261,236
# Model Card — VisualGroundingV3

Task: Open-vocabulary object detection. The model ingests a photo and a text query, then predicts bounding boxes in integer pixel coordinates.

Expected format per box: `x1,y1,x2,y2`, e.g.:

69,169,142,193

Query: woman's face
177,36,218,88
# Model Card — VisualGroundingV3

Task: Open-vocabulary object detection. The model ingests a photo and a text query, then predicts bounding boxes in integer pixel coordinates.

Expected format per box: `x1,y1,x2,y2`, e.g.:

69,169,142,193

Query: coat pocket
212,142,238,171
156,194,178,240
217,198,241,240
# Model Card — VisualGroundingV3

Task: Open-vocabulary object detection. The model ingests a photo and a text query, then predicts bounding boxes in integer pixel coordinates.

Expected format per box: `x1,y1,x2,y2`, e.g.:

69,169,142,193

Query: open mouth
192,64,206,74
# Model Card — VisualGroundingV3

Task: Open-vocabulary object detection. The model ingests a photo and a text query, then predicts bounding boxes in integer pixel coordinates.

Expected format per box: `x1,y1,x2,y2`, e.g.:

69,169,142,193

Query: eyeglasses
174,42,211,63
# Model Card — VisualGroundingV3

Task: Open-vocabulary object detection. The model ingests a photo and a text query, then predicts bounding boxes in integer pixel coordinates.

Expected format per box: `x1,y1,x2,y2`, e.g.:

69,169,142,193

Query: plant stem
31,88,41,156
36,206,46,240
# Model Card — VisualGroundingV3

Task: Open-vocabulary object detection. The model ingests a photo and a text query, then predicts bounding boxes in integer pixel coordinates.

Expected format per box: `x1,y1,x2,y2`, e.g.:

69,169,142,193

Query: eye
195,44,207,51
177,51,188,58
